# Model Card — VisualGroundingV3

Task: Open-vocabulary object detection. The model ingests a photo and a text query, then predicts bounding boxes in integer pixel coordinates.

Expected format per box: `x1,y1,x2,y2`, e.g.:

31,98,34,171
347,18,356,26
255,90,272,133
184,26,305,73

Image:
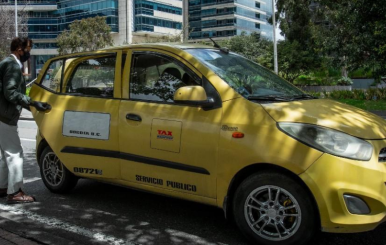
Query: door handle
126,113,142,122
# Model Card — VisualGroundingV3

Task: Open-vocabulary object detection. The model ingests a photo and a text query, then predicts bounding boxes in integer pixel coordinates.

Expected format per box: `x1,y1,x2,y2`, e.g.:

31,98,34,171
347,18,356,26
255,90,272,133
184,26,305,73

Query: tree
277,40,321,82
312,0,386,82
0,4,29,60
222,32,274,70
221,32,321,83
57,16,114,55
276,0,315,47
275,0,386,81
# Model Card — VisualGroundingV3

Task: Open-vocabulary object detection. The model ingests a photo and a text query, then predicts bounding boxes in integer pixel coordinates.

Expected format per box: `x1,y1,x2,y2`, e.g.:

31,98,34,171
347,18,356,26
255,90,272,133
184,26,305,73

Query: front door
118,50,222,198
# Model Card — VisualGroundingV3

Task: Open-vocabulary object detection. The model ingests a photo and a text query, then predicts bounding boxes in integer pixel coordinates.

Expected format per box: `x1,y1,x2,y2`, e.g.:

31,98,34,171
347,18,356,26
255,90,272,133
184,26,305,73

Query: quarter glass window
40,59,63,92
65,55,116,98
130,54,200,102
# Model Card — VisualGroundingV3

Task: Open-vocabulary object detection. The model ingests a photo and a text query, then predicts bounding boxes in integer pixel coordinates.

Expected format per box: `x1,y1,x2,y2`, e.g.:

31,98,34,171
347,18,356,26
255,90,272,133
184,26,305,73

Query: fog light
343,195,370,214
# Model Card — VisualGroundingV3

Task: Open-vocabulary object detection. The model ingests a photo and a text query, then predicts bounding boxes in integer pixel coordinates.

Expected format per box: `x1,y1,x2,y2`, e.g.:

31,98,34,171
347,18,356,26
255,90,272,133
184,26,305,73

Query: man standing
0,37,50,204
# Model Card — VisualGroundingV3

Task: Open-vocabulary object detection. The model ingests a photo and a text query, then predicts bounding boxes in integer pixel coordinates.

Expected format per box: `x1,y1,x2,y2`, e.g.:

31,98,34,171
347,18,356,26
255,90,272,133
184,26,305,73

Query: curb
20,117,34,121
0,228,40,245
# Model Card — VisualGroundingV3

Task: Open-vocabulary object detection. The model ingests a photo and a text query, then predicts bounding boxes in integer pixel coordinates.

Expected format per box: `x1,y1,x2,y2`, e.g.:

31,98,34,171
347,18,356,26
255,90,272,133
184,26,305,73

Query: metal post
272,0,278,74
15,0,18,36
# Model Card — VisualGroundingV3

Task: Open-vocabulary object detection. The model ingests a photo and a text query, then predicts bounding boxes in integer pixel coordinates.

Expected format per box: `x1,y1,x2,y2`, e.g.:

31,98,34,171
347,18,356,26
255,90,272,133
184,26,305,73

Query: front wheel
39,146,78,193
233,171,318,245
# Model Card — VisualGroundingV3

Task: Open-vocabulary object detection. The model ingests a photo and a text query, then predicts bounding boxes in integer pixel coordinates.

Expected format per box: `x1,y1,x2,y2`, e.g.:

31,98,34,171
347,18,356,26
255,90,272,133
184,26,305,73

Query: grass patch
337,99,386,111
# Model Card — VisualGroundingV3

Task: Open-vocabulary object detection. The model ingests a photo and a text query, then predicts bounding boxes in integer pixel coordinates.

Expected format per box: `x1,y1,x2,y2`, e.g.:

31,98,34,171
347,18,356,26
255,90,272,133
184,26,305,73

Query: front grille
380,148,386,162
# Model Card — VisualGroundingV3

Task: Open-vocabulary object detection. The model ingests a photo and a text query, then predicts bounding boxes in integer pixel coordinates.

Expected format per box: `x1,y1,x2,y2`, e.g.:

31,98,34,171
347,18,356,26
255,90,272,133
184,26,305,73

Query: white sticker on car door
62,111,110,140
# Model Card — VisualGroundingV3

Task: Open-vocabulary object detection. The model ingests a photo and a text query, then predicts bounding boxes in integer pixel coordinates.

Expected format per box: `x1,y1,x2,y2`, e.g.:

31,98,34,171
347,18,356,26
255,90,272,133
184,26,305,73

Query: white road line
20,138,36,142
0,204,132,245
24,177,41,184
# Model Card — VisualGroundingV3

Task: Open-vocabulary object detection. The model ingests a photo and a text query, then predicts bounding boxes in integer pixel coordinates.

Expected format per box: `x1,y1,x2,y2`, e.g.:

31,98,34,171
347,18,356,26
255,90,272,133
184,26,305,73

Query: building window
255,23,260,29
255,13,260,19
255,2,261,8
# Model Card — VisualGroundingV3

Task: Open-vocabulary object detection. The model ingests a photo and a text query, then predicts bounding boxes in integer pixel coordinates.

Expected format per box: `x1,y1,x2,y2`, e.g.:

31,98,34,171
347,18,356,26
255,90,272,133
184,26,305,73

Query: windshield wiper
291,94,317,100
247,95,292,102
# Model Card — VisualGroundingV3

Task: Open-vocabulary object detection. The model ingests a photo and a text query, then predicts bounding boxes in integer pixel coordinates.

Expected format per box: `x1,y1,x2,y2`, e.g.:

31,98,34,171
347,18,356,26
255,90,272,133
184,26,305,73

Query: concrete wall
352,79,374,89
299,86,352,92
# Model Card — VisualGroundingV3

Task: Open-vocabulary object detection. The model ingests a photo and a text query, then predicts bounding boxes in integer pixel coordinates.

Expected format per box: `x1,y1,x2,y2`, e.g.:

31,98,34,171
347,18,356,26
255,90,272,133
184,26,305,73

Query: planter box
297,85,352,92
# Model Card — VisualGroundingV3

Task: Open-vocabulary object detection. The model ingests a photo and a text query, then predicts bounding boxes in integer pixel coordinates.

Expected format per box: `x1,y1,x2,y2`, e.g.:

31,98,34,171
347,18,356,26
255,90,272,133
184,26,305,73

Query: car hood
261,99,386,139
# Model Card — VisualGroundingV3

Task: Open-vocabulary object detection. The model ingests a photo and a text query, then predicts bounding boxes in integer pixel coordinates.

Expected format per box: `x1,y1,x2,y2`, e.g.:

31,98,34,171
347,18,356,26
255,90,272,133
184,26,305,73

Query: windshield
186,49,307,101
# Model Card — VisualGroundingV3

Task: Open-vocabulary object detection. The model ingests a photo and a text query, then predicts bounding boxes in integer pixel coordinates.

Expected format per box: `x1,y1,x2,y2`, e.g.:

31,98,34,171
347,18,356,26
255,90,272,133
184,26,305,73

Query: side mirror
174,86,214,108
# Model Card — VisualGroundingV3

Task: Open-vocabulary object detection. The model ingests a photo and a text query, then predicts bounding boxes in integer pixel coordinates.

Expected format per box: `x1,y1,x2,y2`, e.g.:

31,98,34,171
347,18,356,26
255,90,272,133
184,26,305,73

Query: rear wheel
39,146,78,193
233,171,317,245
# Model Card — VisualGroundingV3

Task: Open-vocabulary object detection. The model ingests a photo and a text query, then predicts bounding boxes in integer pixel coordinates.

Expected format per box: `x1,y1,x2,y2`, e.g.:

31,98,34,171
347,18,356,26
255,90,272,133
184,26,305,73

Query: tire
39,146,78,193
233,171,318,245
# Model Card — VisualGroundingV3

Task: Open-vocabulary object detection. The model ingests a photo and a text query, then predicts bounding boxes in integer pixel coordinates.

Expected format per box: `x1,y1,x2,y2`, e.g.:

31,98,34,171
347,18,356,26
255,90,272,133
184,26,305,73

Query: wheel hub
244,185,302,241
42,153,64,187
50,163,57,174
267,209,277,219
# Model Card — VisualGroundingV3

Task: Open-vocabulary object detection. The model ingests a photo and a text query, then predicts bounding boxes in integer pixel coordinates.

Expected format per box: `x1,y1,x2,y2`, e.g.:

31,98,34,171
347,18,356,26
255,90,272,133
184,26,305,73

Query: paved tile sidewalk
20,109,33,120
0,228,39,245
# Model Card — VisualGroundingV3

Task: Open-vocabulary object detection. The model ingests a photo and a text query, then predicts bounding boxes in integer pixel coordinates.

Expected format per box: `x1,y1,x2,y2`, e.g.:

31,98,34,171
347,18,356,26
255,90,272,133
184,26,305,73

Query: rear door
31,51,123,179
118,49,223,198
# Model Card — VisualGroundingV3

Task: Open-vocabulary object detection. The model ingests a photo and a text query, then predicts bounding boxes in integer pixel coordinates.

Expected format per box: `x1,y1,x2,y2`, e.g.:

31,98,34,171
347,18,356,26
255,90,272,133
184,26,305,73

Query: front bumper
300,140,386,233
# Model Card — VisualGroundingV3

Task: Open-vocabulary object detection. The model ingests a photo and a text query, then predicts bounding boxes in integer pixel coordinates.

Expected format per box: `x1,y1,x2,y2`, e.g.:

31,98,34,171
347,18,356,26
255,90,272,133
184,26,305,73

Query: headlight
277,123,373,161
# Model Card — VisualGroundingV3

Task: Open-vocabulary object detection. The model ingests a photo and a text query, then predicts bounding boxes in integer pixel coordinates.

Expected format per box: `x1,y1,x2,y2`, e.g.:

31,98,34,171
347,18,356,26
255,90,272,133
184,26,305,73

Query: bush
349,68,373,79
337,76,353,85
322,88,386,101
352,89,366,100
294,75,321,86
309,91,321,98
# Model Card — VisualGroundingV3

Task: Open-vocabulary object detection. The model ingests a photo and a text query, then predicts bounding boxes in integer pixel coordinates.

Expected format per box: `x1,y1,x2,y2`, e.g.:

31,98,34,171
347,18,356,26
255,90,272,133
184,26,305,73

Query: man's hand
31,101,51,112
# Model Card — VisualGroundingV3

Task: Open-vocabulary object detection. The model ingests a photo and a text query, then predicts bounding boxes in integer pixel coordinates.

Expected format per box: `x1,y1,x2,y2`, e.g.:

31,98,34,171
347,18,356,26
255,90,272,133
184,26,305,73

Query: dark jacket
0,56,31,126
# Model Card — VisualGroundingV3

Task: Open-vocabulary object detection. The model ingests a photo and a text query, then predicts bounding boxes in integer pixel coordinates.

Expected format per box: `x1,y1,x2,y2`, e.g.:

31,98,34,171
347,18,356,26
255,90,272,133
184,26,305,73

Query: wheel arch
37,138,50,165
224,163,321,229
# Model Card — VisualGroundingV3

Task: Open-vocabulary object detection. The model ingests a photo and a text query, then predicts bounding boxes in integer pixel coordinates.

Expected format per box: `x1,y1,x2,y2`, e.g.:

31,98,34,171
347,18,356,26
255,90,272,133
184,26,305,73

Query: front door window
130,53,200,102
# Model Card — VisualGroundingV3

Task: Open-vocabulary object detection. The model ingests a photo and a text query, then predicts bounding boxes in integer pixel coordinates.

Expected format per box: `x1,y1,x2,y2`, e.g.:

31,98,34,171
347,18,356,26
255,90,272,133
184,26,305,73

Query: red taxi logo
157,130,173,140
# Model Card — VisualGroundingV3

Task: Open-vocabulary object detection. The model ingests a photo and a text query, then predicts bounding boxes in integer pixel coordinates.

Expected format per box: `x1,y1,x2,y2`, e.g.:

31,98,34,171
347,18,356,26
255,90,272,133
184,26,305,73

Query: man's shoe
6,190,35,204
0,188,7,198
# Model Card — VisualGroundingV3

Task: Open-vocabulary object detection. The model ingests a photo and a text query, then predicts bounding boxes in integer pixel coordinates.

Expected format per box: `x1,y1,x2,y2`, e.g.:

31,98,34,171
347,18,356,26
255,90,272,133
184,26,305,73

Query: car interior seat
161,67,182,81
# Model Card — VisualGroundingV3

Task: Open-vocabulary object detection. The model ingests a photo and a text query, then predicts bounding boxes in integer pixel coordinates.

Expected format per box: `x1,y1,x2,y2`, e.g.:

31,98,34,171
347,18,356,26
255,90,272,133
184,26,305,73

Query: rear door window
65,55,116,98
40,59,64,93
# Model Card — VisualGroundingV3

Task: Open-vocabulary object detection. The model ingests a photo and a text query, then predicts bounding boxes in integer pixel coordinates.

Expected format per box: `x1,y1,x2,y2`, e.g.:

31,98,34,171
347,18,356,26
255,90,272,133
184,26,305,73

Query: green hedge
309,88,386,100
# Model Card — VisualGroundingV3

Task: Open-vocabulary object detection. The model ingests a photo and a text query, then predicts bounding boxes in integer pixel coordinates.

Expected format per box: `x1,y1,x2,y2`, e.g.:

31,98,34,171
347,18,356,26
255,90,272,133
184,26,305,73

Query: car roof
48,43,217,60
100,42,215,52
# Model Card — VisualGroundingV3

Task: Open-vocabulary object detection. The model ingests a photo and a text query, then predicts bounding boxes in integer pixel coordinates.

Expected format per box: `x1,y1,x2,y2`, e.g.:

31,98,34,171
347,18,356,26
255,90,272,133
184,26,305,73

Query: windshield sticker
63,111,110,140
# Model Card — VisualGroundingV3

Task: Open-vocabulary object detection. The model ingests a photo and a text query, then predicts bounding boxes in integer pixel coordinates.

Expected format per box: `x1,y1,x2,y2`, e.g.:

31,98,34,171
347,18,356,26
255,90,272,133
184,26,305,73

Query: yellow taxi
30,43,386,245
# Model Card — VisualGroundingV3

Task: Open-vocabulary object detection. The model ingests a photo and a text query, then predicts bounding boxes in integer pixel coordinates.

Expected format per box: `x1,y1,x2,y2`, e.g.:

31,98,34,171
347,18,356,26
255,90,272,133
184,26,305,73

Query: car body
30,43,386,245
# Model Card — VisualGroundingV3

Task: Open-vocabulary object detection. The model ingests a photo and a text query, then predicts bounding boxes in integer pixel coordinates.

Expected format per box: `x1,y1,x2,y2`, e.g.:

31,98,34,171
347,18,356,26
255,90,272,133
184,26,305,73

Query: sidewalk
0,228,40,245
20,109,34,120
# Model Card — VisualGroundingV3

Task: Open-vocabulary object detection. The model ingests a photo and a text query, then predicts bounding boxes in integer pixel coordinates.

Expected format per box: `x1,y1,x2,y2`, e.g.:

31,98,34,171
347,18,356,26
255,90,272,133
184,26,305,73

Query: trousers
0,120,24,194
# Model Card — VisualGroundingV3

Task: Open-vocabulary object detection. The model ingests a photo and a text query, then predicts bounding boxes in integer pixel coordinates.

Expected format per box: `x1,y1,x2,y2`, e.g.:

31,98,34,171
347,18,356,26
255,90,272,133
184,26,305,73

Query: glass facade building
186,0,274,41
3,0,118,39
2,0,183,77
133,0,183,34
1,0,119,78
